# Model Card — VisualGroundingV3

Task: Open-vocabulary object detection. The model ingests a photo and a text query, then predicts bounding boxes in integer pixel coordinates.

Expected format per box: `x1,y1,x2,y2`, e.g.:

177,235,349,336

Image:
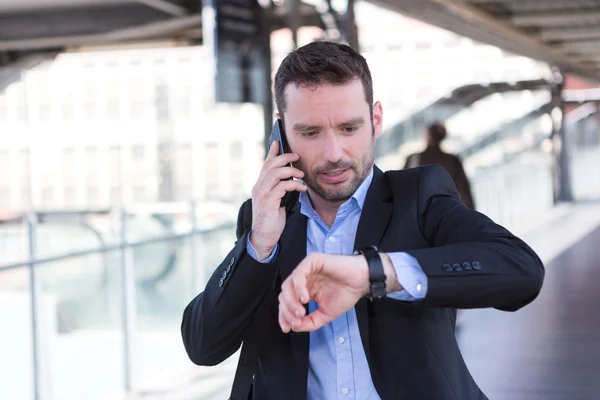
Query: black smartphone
267,119,293,208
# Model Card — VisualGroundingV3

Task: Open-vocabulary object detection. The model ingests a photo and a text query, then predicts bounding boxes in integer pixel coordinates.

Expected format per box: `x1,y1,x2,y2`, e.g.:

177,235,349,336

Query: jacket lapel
353,166,394,363
277,201,310,395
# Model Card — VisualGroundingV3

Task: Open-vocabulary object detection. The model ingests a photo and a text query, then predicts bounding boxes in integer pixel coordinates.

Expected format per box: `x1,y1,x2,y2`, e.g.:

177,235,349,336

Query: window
178,87,191,117
63,148,76,185
109,146,122,184
177,185,191,201
110,186,122,204
0,188,9,205
42,187,53,206
0,97,6,122
108,102,120,119
205,183,219,200
131,101,146,117
155,84,170,120
0,150,9,182
65,187,76,206
176,144,192,185
87,186,99,206
84,102,97,119
230,142,243,159
62,104,74,120
21,187,31,204
38,105,52,122
131,145,145,161
86,147,99,182
133,186,146,202
19,149,30,186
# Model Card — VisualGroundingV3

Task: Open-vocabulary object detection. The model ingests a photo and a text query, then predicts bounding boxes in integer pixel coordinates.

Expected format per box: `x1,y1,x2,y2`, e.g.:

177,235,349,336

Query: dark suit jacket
181,165,544,400
404,146,475,210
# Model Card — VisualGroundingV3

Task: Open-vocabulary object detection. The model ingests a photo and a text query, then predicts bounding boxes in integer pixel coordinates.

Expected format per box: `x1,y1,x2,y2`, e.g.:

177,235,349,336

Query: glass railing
0,206,236,400
463,102,600,232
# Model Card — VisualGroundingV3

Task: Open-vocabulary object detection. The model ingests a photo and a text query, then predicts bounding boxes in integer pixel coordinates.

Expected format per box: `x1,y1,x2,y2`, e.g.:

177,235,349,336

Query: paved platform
458,199,600,400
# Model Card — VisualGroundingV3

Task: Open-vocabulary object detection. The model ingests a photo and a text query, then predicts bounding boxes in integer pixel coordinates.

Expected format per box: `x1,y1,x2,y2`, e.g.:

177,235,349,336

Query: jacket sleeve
181,199,278,366
405,165,544,311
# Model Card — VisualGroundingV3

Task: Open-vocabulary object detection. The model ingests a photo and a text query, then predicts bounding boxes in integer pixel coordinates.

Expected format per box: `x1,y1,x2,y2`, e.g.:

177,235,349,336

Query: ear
372,101,383,139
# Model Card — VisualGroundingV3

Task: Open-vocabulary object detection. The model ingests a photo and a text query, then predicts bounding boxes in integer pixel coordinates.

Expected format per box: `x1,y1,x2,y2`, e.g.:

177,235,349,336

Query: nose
323,131,343,164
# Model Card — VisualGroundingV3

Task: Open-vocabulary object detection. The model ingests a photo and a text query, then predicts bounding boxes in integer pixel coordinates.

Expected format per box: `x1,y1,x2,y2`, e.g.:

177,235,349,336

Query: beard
298,139,376,203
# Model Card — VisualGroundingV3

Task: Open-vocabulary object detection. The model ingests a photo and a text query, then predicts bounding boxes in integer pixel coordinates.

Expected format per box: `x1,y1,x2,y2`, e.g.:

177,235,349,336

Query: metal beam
368,0,600,83
0,15,201,51
136,0,188,16
512,11,600,27
561,40,600,53
540,26,600,42
0,4,175,41
467,0,519,2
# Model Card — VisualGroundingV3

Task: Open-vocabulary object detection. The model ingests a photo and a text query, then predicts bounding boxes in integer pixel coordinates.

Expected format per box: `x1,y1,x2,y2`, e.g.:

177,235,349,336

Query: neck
307,190,346,227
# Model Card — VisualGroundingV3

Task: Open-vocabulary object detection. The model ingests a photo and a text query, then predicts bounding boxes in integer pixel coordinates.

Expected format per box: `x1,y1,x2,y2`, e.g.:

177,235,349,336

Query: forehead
283,79,369,123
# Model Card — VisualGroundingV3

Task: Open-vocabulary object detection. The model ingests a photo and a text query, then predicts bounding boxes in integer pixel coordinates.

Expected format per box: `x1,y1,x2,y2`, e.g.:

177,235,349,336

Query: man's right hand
250,141,307,261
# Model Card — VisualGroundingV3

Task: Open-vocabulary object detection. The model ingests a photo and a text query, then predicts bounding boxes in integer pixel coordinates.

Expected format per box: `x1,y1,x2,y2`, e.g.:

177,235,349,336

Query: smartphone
267,119,293,208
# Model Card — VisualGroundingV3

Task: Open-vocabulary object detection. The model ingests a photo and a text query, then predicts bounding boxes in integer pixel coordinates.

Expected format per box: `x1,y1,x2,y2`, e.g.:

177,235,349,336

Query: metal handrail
0,224,234,273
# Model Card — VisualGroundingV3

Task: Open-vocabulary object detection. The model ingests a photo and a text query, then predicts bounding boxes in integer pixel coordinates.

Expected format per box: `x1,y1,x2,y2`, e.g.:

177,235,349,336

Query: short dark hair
427,122,447,145
274,41,373,117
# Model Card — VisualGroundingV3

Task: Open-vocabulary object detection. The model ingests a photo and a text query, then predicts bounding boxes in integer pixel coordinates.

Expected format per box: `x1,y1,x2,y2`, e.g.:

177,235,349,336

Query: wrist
356,255,371,297
249,231,275,261
380,253,402,293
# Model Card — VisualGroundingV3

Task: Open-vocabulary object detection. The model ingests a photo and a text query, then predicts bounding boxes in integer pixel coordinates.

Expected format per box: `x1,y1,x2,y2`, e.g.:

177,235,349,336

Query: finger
264,149,300,169
265,140,280,161
260,166,305,193
291,267,311,305
266,180,308,203
278,292,298,330
293,309,332,332
281,278,306,319
278,308,291,333
254,154,301,196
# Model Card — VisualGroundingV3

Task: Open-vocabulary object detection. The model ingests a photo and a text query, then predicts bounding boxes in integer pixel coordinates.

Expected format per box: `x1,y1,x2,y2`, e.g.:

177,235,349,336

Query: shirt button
342,388,349,395
328,236,336,243
338,336,345,344
416,284,423,292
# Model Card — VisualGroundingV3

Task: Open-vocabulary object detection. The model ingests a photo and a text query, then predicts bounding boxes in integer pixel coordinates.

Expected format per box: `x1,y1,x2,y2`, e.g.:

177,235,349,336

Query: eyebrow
292,117,365,131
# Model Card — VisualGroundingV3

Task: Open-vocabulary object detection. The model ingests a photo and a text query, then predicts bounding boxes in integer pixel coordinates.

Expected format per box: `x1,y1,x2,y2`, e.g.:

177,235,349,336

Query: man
181,41,544,400
404,122,475,209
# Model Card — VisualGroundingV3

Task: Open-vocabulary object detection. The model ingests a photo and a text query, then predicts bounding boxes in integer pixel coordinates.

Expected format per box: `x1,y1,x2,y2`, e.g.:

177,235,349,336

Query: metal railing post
189,201,200,295
27,212,41,400
119,209,136,393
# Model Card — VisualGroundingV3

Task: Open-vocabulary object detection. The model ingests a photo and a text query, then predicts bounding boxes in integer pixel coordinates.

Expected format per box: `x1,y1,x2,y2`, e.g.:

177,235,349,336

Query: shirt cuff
385,252,428,301
246,234,279,263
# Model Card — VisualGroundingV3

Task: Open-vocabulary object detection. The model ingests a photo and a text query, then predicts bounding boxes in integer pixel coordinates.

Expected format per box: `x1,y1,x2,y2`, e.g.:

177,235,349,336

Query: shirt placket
324,223,355,399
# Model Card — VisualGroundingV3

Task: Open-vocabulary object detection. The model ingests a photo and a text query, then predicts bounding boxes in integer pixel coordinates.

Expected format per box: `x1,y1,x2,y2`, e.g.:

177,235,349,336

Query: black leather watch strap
355,245,386,301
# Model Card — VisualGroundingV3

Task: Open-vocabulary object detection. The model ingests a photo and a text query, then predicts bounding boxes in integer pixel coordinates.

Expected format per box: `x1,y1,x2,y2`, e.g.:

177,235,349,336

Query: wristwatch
354,245,387,301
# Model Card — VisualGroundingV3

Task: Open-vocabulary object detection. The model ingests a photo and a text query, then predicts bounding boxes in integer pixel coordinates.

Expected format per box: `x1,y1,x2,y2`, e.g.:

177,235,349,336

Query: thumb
293,309,331,332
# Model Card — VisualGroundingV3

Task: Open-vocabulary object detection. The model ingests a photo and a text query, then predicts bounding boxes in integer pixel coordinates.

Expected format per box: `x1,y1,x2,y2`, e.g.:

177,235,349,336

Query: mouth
319,168,350,184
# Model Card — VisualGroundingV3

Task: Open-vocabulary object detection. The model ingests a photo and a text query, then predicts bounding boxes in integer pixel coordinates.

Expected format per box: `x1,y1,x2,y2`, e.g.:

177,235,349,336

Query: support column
346,0,359,51
262,1,275,152
289,0,300,49
550,68,573,203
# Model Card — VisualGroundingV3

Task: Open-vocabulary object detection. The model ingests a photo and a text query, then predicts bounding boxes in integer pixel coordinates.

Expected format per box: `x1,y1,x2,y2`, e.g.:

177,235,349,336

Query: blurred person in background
404,122,475,209
181,41,544,400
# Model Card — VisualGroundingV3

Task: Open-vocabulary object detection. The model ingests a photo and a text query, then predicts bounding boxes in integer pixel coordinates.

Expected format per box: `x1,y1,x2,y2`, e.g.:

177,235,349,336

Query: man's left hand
278,252,400,333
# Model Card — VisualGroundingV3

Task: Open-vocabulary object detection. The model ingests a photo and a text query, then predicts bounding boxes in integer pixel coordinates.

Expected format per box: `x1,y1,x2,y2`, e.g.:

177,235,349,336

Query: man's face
279,79,383,204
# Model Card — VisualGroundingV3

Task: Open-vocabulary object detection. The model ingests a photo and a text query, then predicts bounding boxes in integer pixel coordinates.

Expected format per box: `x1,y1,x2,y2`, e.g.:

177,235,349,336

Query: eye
303,131,318,138
342,127,357,134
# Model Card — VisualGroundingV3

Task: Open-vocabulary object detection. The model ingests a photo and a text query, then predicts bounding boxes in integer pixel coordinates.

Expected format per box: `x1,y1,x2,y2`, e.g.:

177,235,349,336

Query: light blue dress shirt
247,168,428,399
